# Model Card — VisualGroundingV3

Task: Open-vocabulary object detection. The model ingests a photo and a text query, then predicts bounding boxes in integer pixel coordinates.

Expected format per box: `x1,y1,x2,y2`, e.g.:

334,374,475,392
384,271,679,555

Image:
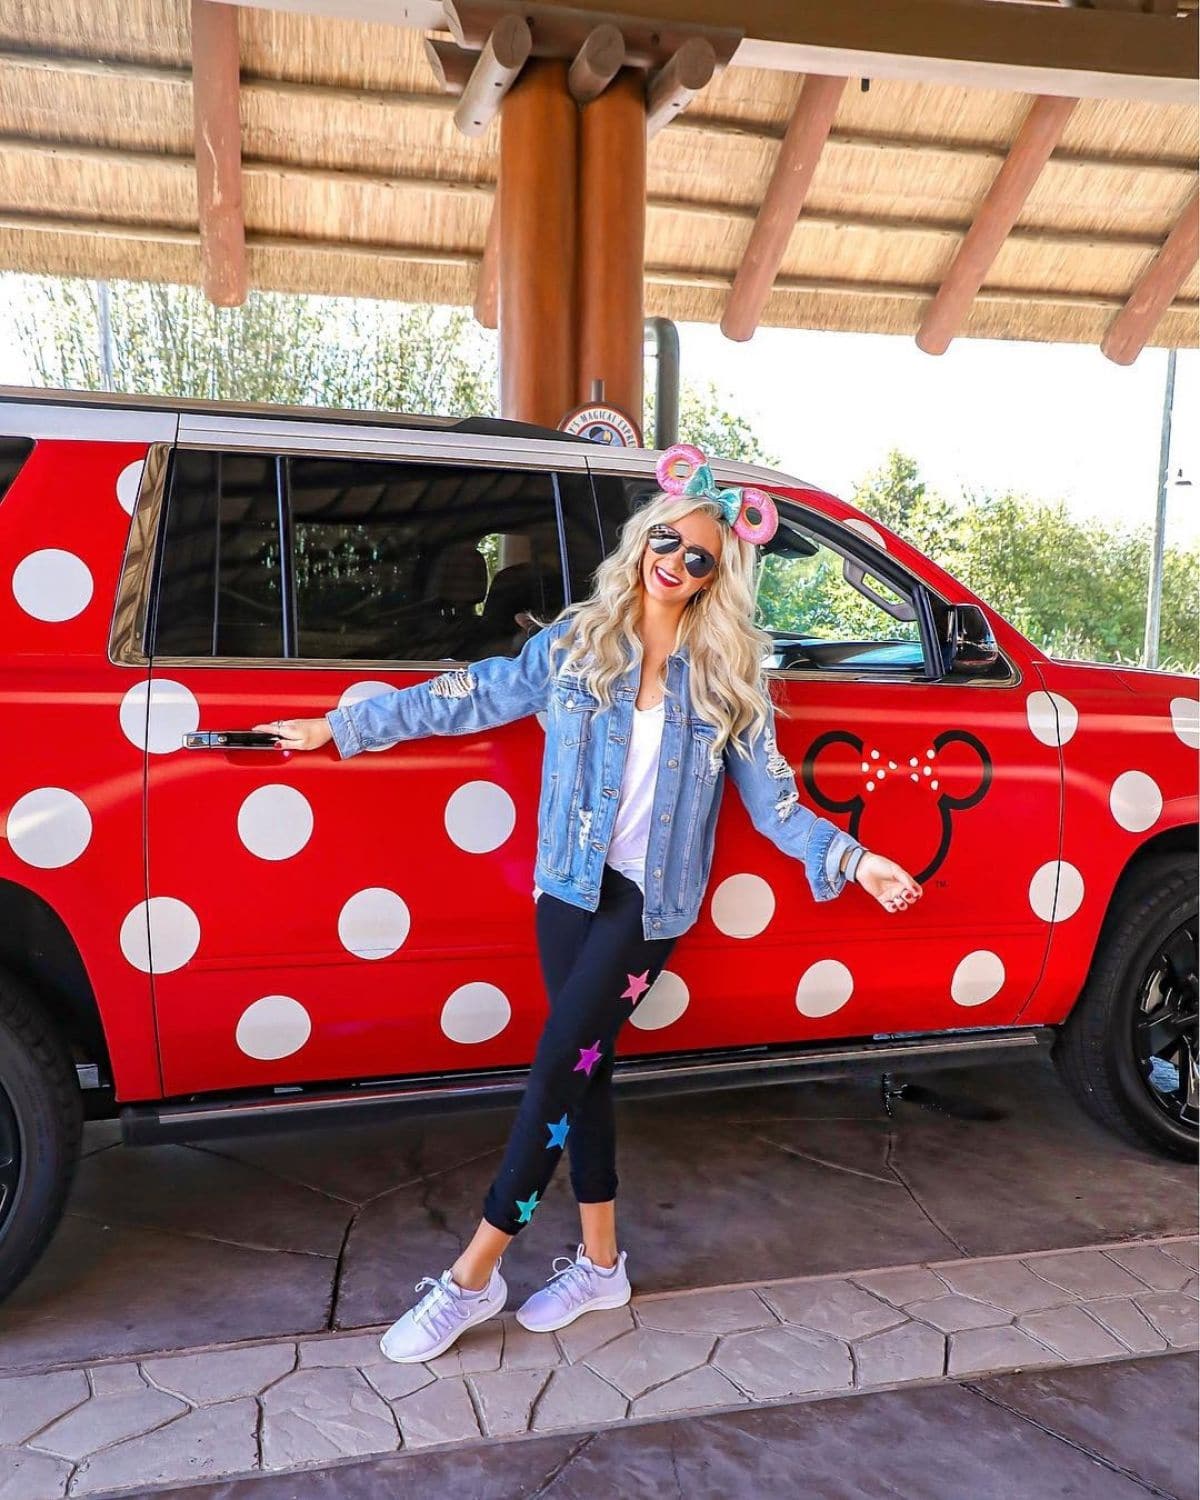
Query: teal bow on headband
682,464,743,527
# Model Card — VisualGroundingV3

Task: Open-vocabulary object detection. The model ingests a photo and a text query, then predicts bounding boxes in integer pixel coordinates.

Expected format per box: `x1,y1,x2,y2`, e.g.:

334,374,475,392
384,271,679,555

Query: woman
254,445,922,1365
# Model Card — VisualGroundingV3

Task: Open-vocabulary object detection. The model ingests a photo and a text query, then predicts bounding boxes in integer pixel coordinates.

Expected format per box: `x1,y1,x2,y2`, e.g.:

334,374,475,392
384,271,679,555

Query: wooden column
498,59,578,426
577,69,647,418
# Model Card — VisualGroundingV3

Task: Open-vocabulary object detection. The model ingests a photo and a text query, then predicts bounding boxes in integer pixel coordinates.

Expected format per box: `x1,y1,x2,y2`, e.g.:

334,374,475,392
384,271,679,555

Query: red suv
0,388,1195,1302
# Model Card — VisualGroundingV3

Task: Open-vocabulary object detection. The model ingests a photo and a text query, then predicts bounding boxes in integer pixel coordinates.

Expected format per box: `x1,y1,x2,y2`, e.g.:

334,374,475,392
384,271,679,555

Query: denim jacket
325,617,865,940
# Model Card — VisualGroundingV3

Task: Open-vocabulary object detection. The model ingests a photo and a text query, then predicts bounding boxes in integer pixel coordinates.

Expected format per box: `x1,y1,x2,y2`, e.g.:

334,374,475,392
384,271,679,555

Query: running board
119,1027,1055,1146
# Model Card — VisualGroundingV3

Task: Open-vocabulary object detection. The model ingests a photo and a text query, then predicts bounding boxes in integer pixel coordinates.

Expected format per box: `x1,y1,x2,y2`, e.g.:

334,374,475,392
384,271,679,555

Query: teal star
515,1190,540,1224
545,1114,570,1150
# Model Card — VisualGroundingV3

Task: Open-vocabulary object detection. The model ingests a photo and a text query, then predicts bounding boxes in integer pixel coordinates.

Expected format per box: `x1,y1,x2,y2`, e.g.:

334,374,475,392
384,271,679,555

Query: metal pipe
644,315,679,449
1143,346,1175,669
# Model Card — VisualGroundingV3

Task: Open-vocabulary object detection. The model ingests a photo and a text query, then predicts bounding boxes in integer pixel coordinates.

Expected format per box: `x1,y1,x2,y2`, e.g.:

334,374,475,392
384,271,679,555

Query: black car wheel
1055,853,1198,1160
0,970,83,1302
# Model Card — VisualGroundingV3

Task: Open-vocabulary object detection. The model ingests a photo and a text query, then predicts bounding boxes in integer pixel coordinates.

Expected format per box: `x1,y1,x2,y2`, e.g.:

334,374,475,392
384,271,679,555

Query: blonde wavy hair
532,488,783,763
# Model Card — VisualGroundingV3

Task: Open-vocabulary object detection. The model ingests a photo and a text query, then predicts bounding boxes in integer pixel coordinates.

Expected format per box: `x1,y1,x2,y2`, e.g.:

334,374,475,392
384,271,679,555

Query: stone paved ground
173,1352,1200,1500
2,1057,1194,1376
2,1234,1195,1498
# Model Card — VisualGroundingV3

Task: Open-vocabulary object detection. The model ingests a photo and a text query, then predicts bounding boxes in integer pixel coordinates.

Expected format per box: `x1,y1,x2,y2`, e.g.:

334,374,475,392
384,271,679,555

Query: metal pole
98,281,114,392
644,316,679,449
1143,347,1176,670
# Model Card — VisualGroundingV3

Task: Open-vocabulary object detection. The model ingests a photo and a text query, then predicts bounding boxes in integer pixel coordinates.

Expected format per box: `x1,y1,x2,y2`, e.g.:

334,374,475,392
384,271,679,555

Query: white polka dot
238,785,314,860
1025,690,1078,747
795,959,854,1018
1029,861,1084,923
951,950,1005,1007
338,680,395,753
628,969,689,1031
120,896,201,973
441,982,511,1044
116,460,145,515
1110,770,1162,833
710,873,776,938
536,710,548,732
338,888,411,959
12,549,93,622
236,995,312,1060
445,781,515,854
1170,697,1199,750
6,788,92,868
843,518,888,549
120,680,200,754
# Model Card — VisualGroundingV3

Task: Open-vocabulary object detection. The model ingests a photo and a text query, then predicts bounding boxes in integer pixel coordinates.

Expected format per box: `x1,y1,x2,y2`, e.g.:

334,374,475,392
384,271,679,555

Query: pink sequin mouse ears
654,444,779,546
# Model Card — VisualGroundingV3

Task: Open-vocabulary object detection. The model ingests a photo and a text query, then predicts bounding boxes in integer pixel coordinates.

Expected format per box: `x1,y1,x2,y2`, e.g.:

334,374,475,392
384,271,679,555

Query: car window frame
124,439,599,671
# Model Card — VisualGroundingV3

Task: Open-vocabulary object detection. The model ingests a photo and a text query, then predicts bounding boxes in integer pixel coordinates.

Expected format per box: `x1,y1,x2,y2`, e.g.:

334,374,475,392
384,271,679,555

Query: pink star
574,1040,603,1076
621,969,651,1004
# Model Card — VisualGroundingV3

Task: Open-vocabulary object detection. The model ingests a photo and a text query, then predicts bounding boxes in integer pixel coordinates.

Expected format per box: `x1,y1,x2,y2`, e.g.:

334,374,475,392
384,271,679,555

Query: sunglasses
647,524,719,580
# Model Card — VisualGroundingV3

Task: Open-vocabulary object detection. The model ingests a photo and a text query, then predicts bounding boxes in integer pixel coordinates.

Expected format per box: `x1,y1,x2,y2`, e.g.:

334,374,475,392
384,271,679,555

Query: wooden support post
475,199,499,329
720,72,845,342
190,0,246,307
1101,186,1199,365
499,58,577,426
645,38,716,137
578,68,647,418
916,93,1077,354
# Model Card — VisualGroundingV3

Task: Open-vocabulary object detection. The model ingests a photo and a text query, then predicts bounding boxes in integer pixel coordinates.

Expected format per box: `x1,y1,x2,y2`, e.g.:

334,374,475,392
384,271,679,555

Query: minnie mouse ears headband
655,443,780,547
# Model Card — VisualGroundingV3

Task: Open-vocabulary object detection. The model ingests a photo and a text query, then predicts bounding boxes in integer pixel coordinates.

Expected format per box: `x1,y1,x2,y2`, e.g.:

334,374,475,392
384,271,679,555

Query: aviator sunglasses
646,524,719,580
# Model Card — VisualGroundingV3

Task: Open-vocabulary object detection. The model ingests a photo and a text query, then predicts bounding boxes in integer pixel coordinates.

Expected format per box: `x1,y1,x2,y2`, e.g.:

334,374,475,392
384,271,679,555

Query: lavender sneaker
380,1260,507,1363
515,1244,631,1333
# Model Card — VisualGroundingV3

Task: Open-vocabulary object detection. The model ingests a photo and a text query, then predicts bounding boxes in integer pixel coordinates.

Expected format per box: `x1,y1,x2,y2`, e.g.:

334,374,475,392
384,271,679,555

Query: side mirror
945,603,999,674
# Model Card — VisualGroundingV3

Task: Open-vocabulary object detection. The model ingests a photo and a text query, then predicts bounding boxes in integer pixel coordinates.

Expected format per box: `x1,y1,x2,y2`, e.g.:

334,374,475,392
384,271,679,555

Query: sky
0,276,1195,549
676,323,1199,550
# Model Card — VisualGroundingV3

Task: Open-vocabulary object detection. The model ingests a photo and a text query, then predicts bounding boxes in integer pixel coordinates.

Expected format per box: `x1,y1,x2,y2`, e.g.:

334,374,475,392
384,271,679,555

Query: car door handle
183,731,282,750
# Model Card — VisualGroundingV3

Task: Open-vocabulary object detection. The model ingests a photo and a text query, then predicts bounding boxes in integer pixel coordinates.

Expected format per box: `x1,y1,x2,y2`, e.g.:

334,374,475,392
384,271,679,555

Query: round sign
559,403,643,448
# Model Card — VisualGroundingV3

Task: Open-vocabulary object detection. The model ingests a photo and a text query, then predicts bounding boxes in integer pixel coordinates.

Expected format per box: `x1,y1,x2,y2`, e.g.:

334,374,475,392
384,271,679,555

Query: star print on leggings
545,1114,570,1149
515,1190,540,1224
621,969,651,1004
574,1040,603,1076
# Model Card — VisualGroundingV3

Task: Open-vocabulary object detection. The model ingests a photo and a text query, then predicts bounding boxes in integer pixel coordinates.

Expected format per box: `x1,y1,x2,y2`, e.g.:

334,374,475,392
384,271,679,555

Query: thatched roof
0,0,1196,349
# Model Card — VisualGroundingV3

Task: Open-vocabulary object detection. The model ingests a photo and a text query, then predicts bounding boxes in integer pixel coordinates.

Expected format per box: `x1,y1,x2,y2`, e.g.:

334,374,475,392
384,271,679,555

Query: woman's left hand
854,853,923,914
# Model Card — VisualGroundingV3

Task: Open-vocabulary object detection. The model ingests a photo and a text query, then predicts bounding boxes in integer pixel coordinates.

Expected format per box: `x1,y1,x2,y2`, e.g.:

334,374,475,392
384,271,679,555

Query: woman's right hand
250,717,334,752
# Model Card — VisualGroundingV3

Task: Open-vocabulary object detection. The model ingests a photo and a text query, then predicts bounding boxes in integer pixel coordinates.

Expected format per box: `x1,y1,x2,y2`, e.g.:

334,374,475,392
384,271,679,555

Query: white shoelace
410,1273,474,1339
542,1247,601,1311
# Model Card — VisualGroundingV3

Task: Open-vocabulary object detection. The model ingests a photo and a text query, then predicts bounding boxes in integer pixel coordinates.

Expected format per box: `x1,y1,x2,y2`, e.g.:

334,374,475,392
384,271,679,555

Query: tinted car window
153,451,593,662
0,437,36,508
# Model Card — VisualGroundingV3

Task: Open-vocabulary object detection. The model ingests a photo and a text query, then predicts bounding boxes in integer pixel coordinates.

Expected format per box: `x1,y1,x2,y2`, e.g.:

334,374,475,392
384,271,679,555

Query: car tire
1053,853,1198,1160
0,969,83,1302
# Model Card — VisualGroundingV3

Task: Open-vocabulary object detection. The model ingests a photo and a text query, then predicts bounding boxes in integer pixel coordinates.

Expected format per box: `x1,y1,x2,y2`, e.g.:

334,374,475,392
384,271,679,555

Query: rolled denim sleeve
723,705,865,902
325,621,562,759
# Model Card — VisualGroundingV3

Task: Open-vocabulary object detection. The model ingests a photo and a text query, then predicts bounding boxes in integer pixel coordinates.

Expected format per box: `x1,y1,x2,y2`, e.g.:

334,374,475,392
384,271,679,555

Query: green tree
8,276,498,417
645,378,777,466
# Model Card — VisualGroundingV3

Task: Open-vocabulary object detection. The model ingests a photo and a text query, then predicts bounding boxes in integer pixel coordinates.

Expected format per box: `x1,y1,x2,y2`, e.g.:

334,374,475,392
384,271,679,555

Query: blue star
515,1190,540,1224
545,1114,570,1150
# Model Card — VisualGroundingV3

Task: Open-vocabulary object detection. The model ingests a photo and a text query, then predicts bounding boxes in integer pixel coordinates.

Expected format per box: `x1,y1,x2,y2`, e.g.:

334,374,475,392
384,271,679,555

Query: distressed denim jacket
325,617,866,940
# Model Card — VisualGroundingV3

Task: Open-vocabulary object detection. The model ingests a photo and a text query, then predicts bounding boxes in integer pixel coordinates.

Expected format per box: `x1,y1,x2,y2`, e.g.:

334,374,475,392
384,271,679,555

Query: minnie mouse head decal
802,728,992,884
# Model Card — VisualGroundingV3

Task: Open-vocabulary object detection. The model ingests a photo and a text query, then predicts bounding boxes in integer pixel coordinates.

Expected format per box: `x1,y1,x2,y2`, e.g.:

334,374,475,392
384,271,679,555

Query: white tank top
533,699,665,901
604,699,666,891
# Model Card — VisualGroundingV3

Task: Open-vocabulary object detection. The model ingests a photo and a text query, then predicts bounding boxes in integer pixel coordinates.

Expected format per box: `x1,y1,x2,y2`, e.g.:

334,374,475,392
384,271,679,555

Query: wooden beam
6,52,1193,181
453,14,532,136
424,37,472,95
916,93,1078,355
524,0,1196,104
2,211,1195,326
720,72,845,342
475,200,499,329
645,38,717,137
1102,186,1200,364
568,24,625,103
444,0,740,71
189,0,246,307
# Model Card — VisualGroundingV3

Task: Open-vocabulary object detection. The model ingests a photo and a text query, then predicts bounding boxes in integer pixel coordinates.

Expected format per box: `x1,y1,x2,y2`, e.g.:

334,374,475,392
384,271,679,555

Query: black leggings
482,864,679,1236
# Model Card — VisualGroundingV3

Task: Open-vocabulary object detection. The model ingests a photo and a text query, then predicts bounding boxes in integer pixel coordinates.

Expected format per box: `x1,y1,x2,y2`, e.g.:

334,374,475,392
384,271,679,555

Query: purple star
574,1040,603,1076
